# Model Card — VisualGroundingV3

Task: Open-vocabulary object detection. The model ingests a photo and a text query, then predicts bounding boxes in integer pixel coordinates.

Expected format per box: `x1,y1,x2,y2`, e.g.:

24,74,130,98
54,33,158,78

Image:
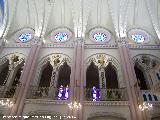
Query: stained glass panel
55,32,68,42
131,34,145,43
19,33,32,42
93,32,107,42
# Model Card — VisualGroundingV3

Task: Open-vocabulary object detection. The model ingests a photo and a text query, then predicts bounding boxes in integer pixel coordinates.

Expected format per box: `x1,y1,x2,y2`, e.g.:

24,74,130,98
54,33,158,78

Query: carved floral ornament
133,54,160,70
0,53,25,67
87,54,119,69
40,54,71,69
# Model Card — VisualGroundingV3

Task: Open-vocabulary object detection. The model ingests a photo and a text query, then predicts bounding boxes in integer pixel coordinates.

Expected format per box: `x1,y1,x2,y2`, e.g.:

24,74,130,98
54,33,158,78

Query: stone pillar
70,38,83,120
8,37,41,118
79,41,85,120
118,37,144,120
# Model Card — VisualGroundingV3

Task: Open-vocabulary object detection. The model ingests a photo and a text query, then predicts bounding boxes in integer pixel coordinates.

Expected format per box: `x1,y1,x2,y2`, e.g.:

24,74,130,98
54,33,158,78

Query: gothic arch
85,53,125,88
33,53,72,86
133,54,160,89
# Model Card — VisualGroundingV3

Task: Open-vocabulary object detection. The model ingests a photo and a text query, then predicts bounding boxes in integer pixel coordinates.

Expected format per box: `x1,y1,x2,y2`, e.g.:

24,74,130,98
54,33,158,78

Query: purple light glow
92,86,100,101
57,85,69,100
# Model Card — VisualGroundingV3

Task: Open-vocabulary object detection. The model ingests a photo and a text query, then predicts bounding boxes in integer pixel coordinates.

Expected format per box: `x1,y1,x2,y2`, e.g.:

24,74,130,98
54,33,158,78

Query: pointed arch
105,62,118,89
0,59,9,85
134,62,148,90
39,62,53,87
57,61,71,87
86,62,99,88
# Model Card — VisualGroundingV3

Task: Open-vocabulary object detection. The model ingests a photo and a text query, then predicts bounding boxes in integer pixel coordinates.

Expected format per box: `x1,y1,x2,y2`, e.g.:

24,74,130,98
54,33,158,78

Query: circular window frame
89,27,112,44
51,27,72,43
128,28,150,44
15,28,34,43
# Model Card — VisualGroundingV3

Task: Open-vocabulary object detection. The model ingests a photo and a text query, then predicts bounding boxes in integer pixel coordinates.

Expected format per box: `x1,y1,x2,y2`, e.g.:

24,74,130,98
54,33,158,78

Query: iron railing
27,86,70,100
138,90,159,102
84,88,128,101
0,85,21,98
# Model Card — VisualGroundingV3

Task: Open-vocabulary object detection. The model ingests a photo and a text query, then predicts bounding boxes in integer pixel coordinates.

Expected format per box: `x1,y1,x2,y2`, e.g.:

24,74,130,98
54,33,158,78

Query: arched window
57,62,71,87
86,62,99,88
39,62,53,87
134,63,148,90
0,60,9,85
105,62,118,89
5,66,24,98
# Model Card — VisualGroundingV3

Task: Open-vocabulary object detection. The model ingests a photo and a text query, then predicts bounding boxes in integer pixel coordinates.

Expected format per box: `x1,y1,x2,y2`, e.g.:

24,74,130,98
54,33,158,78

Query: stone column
118,37,144,120
8,37,41,118
70,38,83,120
79,41,85,120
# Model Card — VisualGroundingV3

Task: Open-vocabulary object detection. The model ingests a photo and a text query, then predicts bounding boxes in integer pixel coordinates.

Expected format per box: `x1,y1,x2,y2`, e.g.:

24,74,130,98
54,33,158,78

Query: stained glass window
55,32,68,42
131,34,145,43
93,33,107,42
19,33,32,42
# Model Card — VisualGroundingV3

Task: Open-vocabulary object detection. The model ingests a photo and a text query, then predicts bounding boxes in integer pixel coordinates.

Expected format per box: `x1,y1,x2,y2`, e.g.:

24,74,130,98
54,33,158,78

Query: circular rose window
128,29,149,44
51,28,72,43
55,32,68,42
89,27,111,43
19,33,32,42
93,32,107,42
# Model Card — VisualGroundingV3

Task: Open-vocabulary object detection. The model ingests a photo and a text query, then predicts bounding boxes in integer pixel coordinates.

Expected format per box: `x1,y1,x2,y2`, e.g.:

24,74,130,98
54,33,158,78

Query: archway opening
105,62,118,89
86,62,99,88
39,62,53,87
134,63,148,90
0,60,9,85
57,62,71,87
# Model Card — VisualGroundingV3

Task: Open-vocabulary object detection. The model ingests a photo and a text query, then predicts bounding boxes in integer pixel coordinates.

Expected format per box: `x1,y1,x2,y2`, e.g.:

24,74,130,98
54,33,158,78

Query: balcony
84,88,128,101
138,90,159,102
0,85,20,99
27,86,69,100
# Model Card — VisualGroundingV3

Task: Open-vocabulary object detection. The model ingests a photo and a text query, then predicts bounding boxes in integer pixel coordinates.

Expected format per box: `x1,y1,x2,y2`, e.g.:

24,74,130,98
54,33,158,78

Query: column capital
117,37,128,46
74,37,84,44
31,36,42,46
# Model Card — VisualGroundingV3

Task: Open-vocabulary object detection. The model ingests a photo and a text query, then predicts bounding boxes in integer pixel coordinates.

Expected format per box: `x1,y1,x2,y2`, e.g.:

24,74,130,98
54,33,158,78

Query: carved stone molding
3,44,31,48
25,99,68,105
85,44,118,49
129,44,160,49
42,43,74,48
83,101,129,106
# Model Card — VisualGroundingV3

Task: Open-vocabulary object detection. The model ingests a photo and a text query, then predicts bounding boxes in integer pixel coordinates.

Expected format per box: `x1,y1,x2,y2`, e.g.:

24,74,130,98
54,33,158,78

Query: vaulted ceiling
0,0,160,40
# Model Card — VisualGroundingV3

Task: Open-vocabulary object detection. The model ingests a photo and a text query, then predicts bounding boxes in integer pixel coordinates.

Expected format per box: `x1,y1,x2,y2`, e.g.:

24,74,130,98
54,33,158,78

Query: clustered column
7,37,41,119
118,37,145,120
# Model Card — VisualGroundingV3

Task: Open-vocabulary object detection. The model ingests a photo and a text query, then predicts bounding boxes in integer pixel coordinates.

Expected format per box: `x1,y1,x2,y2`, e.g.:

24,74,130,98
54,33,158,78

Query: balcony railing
0,85,20,98
138,90,159,102
27,86,69,100
84,88,128,101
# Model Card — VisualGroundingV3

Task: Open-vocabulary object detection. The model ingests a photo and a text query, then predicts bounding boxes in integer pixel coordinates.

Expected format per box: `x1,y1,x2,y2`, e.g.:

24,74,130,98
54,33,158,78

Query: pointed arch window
86,62,99,88
0,60,9,85
105,62,118,89
134,63,148,90
57,62,71,87
39,62,53,87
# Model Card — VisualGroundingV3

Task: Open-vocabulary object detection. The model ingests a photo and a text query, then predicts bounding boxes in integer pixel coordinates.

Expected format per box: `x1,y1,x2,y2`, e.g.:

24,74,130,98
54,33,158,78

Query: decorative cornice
85,44,118,49
3,44,31,48
25,99,69,105
128,44,160,49
83,101,129,106
42,43,74,48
